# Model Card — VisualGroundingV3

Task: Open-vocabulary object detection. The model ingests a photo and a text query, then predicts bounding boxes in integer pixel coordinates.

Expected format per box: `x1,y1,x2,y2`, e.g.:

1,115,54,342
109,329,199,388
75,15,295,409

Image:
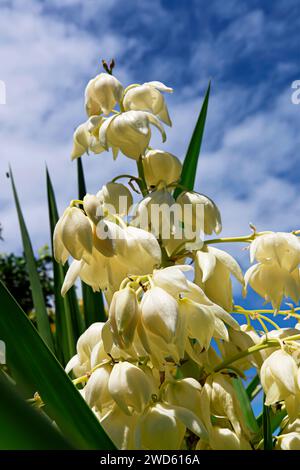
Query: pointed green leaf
0,280,115,449
0,373,72,450
9,168,54,353
174,82,210,199
46,168,84,364
77,158,106,326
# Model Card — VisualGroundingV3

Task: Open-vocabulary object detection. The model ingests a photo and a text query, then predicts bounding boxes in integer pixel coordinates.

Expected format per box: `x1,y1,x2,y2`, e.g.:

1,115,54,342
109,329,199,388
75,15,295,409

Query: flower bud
99,110,166,160
53,207,93,264
109,287,140,348
96,182,133,215
108,361,153,415
260,349,298,406
176,191,222,236
142,149,182,188
123,81,173,126
85,73,123,116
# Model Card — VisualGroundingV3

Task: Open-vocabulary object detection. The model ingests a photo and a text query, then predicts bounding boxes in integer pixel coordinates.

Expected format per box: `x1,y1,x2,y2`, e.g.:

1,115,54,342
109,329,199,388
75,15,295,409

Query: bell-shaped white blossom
123,81,173,126
53,207,93,264
250,232,300,272
195,246,244,311
84,364,113,412
152,265,192,297
244,262,300,311
260,349,298,406
176,191,222,236
99,110,166,160
96,182,133,215
113,225,162,275
162,378,202,417
179,298,221,350
100,404,138,450
135,402,207,450
65,322,107,377
85,73,124,116
108,362,153,415
133,188,176,240
200,373,251,443
141,286,179,343
142,149,182,189
109,287,140,348
71,116,104,160
61,248,109,296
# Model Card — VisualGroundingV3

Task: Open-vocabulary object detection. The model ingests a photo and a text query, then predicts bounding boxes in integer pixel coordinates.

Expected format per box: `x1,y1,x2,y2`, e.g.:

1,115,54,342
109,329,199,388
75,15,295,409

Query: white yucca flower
250,232,300,272
84,364,113,412
65,322,107,377
99,110,166,160
123,81,173,126
96,182,133,215
108,362,153,415
53,207,93,264
260,349,299,406
244,261,300,311
195,245,244,311
176,191,222,236
142,149,182,189
109,287,140,349
71,116,104,160
85,72,124,116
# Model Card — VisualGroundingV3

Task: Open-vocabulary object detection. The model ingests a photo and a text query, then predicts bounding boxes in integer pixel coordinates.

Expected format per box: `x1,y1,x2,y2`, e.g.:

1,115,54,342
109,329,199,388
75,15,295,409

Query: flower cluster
54,66,300,450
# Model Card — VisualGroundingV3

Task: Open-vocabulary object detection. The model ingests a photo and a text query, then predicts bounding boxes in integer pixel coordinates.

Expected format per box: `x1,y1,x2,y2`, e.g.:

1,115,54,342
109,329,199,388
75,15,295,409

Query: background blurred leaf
46,168,84,364
0,280,115,450
0,373,72,450
9,168,55,353
77,158,106,327
174,82,210,199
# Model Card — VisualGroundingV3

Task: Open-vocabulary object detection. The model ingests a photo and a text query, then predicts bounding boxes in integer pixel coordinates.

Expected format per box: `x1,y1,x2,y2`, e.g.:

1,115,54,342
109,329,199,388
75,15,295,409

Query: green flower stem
213,334,300,374
111,174,142,184
136,158,148,197
205,233,255,245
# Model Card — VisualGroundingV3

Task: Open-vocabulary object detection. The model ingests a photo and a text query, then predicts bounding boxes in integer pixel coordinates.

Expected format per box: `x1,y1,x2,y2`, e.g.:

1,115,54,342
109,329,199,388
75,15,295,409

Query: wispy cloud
0,0,299,277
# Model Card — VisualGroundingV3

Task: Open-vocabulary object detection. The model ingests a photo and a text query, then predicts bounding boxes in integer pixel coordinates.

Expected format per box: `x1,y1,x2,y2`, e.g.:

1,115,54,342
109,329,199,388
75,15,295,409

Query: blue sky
0,0,299,319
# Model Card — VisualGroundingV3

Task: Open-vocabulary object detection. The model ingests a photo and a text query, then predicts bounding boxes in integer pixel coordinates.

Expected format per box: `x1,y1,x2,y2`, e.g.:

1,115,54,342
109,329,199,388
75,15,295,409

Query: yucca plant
1,61,300,451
